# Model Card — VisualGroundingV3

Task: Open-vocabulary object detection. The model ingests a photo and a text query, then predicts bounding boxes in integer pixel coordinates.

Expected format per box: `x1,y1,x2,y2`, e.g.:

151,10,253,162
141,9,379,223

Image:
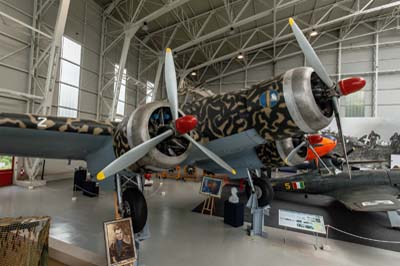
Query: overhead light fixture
142,22,149,31
310,29,318,37
237,53,244,59
229,27,235,35
191,71,197,76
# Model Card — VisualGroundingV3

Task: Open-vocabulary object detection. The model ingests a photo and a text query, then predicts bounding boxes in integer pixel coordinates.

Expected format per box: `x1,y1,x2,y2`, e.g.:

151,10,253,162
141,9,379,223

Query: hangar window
343,91,366,117
146,81,154,103
58,36,82,118
114,64,127,120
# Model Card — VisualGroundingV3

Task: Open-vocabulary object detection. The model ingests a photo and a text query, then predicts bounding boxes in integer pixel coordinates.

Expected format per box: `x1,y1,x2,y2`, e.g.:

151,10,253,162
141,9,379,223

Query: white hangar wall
0,0,146,180
0,0,144,120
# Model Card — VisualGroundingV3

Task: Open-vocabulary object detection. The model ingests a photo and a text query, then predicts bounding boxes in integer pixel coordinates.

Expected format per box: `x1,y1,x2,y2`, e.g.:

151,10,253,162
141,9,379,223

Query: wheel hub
254,186,263,199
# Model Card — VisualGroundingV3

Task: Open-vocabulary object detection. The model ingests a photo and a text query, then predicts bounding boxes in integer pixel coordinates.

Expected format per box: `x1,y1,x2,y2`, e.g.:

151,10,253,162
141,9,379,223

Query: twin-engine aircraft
0,19,365,232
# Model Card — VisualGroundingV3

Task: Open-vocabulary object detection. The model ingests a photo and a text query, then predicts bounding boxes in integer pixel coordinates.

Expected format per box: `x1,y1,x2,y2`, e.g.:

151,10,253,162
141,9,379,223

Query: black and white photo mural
322,118,400,169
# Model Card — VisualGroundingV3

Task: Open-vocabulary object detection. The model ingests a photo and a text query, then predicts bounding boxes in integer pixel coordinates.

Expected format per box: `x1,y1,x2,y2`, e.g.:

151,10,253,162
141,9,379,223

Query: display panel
279,209,326,234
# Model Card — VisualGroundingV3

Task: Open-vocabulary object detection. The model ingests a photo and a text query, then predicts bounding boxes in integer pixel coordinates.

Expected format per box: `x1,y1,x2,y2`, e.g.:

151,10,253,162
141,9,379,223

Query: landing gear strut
245,177,274,207
115,173,149,234
245,169,273,237
115,173,149,266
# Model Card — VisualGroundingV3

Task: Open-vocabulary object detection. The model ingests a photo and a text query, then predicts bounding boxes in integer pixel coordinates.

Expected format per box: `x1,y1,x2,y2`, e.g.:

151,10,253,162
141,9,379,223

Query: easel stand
202,196,216,216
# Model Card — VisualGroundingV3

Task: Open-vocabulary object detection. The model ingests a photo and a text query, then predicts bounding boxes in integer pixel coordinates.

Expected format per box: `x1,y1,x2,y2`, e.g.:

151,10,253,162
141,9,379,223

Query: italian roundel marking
260,90,279,108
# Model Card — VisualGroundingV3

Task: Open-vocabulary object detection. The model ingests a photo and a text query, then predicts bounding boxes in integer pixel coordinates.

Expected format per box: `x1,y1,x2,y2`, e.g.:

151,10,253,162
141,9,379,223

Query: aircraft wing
183,129,267,178
329,185,400,212
0,113,116,175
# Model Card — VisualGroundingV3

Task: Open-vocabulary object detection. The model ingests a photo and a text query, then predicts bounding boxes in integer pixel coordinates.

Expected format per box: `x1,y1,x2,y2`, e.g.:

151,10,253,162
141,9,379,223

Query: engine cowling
282,67,334,133
113,102,191,172
275,137,307,166
256,136,308,167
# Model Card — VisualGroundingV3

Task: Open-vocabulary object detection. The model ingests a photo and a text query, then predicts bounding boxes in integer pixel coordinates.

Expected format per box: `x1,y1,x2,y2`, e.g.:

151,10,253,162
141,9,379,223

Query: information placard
279,209,326,235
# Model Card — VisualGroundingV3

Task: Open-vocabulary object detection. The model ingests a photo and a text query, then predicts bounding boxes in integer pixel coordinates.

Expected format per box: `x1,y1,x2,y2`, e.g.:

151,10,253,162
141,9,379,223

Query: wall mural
322,118,400,168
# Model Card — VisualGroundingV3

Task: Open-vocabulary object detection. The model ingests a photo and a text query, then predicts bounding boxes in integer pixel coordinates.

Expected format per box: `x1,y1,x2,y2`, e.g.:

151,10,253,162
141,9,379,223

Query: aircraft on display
271,169,400,213
0,18,366,233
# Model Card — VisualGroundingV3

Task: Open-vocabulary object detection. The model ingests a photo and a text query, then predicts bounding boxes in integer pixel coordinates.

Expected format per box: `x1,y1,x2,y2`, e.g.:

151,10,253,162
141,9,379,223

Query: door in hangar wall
0,156,13,186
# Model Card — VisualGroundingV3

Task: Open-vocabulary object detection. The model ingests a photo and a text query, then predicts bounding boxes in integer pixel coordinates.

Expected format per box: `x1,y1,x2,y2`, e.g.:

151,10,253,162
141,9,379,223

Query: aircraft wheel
245,178,274,207
122,187,148,233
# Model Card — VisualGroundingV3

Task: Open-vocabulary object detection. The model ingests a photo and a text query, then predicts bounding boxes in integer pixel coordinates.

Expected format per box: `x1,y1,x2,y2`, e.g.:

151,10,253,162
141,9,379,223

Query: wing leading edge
0,113,116,175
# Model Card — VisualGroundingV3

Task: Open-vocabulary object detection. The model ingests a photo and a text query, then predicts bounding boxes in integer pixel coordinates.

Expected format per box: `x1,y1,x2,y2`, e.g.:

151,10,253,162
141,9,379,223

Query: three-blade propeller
97,48,236,181
289,18,366,179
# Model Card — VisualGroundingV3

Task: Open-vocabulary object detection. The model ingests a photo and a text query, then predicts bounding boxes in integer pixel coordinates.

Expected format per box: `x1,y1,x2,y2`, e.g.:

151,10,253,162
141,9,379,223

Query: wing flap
330,185,400,212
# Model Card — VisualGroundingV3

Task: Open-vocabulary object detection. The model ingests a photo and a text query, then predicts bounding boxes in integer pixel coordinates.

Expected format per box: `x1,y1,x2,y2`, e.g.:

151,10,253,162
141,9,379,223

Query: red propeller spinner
175,115,198,135
338,77,366,96
307,134,323,145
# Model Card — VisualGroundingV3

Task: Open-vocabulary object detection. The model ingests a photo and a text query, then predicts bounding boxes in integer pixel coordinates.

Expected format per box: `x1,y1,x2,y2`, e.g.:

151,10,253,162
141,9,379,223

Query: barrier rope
326,225,400,244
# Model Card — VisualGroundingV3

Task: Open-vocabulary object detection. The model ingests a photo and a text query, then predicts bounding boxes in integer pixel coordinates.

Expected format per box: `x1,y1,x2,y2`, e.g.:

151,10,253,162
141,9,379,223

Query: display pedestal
224,201,244,227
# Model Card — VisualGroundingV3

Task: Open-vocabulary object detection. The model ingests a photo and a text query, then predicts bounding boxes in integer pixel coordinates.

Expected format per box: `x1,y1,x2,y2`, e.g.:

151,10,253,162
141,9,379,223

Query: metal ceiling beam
174,0,307,52
203,23,399,84
145,0,244,38
39,0,70,115
108,0,191,120
187,1,400,75
104,0,123,15
177,0,353,62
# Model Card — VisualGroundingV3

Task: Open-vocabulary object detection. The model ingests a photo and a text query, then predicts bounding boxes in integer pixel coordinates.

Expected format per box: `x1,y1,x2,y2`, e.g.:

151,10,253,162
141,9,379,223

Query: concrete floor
1,178,400,266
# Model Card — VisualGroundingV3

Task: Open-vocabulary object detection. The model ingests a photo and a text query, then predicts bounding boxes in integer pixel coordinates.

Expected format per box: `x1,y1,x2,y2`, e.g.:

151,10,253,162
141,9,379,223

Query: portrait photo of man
200,176,223,198
104,218,137,266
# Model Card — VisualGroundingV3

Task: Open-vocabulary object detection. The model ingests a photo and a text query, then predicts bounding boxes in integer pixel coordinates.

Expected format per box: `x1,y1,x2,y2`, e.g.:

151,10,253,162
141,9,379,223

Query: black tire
245,178,274,207
122,187,148,233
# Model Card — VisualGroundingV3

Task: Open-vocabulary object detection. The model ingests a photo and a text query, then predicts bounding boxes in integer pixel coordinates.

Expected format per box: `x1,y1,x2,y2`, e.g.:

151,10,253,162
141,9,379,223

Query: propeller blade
183,134,237,175
284,141,307,165
332,96,352,179
289,18,334,88
165,48,179,121
97,129,174,180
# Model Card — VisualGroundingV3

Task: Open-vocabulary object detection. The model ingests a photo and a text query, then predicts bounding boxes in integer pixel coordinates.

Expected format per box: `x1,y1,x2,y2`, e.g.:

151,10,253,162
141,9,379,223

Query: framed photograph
199,176,223,198
104,218,137,266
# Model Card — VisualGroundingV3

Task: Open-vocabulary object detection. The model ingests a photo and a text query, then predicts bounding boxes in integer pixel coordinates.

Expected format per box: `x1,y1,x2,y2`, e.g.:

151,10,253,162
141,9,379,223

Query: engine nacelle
275,137,307,166
256,137,307,167
113,102,191,172
282,67,334,133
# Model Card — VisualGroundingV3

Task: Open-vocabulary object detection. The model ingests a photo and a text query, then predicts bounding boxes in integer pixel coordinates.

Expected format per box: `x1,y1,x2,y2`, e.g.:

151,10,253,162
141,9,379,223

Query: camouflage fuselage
0,113,113,135
184,74,298,143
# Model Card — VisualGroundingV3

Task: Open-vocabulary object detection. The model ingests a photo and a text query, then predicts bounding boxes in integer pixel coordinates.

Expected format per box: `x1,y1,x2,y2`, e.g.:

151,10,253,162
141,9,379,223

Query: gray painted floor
1,178,400,266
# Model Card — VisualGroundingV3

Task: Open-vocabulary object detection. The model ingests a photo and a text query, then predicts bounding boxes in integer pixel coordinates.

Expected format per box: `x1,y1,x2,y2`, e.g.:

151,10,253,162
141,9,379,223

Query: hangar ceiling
97,0,400,86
